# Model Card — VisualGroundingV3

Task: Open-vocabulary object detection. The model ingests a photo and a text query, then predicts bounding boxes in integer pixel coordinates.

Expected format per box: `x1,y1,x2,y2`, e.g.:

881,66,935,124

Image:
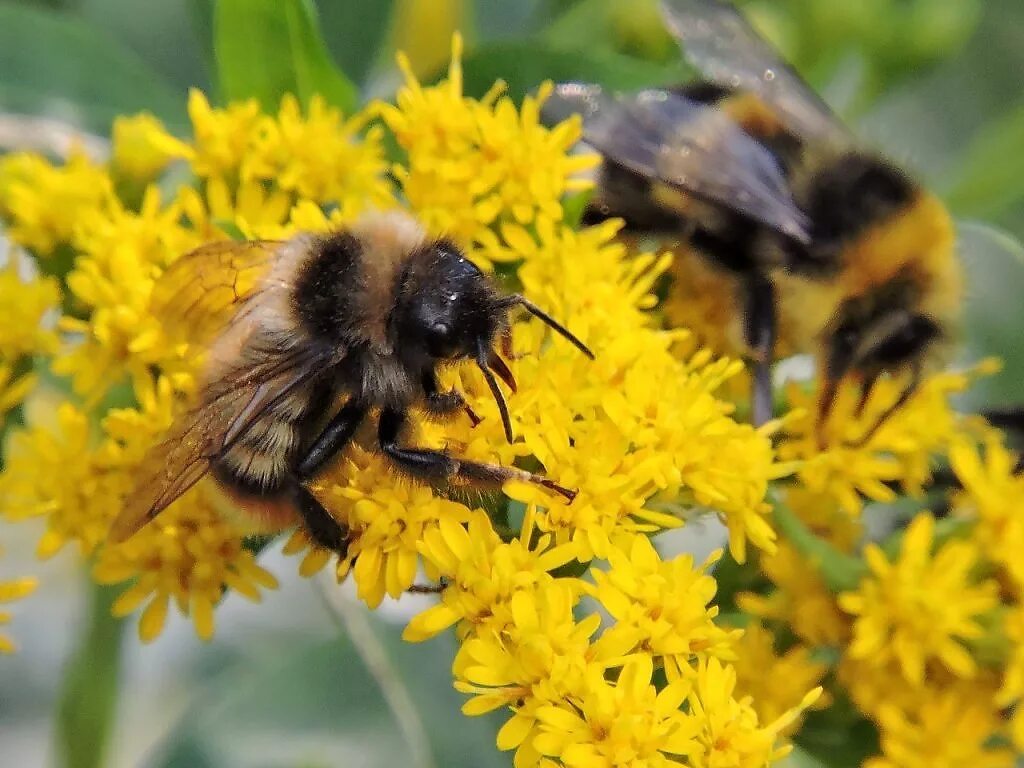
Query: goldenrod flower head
111,112,190,181
0,149,111,256
183,89,267,181
778,364,992,517
534,655,699,767
950,433,1024,592
263,94,393,211
452,582,614,761
1,402,126,558
309,442,475,608
406,509,580,642
688,657,821,768
0,259,60,359
55,186,198,397
378,34,598,265
738,542,850,647
730,622,829,738
838,514,998,685
864,682,1013,768
94,485,278,642
0,570,36,654
592,535,739,679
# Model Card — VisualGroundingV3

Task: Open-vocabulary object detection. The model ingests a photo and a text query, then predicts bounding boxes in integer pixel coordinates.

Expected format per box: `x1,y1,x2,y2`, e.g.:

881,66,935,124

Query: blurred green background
1,0,1023,766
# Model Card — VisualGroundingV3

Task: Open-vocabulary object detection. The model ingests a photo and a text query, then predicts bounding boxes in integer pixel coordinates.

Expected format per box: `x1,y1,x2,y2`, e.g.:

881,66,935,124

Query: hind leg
287,478,350,556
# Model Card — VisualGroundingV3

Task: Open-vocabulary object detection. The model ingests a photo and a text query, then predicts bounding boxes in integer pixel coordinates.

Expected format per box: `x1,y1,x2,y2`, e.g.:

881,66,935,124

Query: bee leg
741,273,777,427
287,479,350,556
295,400,368,481
422,371,481,426
378,407,576,502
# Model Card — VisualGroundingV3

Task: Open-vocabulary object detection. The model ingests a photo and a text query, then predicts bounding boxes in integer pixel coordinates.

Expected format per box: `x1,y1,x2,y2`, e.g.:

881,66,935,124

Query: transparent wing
108,336,335,543
660,0,850,143
545,82,810,242
152,239,284,345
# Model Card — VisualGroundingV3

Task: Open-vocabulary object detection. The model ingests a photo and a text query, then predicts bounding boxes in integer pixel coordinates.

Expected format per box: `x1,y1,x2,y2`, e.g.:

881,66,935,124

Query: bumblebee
544,0,960,443
108,211,593,553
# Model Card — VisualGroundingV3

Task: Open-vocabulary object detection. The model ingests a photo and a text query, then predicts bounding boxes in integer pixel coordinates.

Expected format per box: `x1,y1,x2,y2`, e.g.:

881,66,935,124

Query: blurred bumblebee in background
109,211,592,554
545,0,961,444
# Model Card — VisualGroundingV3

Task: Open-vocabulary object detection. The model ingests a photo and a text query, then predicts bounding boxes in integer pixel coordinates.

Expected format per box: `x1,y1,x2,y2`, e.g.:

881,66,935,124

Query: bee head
391,240,502,364
818,294,943,446
391,239,594,442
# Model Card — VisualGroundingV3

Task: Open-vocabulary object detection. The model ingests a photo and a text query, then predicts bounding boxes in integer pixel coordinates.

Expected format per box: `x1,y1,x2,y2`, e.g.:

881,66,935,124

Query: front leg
741,272,778,427
378,408,575,501
422,371,481,426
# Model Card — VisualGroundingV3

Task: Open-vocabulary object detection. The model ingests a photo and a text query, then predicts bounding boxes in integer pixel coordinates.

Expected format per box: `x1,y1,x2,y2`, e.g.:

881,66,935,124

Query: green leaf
459,40,686,102
771,500,867,593
946,100,1024,221
0,2,184,133
317,0,396,86
214,0,357,112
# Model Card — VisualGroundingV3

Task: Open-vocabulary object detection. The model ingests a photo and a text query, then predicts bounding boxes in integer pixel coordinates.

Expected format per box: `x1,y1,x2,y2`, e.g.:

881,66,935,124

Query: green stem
55,580,126,768
771,500,868,593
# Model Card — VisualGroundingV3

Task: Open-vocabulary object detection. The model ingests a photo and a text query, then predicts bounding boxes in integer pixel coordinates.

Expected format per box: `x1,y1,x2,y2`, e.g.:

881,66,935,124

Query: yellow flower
864,682,1013,768
778,364,994,517
688,657,821,768
730,622,829,737
307,440,475,608
181,89,270,181
838,514,998,685
0,571,36,654
534,655,699,767
0,260,60,359
453,581,635,766
405,508,579,642
94,484,278,642
260,94,393,212
1,402,126,558
0,149,111,256
950,434,1024,592
591,534,739,679
0,364,37,418
111,112,190,181
737,542,850,647
178,176,292,240
378,34,597,264
55,185,198,397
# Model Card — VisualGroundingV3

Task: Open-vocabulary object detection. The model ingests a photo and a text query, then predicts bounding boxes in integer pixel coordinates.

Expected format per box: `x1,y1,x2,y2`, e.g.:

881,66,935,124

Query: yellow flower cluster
0,34,819,768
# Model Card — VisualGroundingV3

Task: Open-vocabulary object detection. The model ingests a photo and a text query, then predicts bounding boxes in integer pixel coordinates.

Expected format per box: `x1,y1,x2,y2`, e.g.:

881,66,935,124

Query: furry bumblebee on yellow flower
0,0,1022,767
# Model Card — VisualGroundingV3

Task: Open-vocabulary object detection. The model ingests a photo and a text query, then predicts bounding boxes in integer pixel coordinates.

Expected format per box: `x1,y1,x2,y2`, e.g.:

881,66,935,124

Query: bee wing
152,239,285,345
108,342,334,543
546,83,810,242
660,0,850,143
